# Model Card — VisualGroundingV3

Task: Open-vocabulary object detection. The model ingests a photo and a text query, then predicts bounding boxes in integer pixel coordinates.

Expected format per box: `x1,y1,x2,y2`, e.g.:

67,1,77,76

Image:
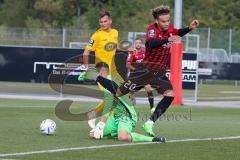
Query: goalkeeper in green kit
89,62,165,143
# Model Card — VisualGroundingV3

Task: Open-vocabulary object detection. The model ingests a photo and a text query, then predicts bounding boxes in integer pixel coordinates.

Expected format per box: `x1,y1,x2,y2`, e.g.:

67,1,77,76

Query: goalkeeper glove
78,72,86,81
78,64,89,81
89,121,105,139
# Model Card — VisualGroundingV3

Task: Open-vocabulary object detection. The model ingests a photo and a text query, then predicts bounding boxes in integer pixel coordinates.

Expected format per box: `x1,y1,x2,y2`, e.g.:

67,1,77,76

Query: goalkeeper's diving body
95,5,199,136
89,63,165,142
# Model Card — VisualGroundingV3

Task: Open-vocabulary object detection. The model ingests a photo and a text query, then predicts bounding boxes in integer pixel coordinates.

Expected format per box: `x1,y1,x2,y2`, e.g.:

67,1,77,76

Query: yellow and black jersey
85,28,118,67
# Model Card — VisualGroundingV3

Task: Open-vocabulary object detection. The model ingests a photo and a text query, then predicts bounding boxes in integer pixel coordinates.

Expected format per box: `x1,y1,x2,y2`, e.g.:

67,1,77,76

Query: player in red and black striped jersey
96,5,199,136
126,38,154,111
127,40,145,69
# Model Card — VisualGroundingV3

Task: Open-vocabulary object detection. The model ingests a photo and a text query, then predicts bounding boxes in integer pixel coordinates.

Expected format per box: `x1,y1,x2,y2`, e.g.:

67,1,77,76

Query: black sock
147,91,154,109
149,96,174,123
96,76,118,95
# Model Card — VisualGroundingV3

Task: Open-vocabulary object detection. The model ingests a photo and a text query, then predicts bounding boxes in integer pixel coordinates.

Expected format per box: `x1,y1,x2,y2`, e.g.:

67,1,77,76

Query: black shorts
126,70,148,92
120,69,172,95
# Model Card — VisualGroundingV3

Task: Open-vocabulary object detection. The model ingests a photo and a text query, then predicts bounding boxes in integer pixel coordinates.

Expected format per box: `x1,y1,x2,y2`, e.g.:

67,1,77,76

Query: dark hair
152,5,170,19
98,11,111,19
95,62,109,70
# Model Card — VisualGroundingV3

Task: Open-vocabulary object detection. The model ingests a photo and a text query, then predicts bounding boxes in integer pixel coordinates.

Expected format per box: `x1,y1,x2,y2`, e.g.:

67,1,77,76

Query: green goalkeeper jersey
103,92,137,127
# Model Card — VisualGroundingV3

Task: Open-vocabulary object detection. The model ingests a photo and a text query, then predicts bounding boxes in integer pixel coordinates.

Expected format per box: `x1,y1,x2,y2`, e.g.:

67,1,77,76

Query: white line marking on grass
199,96,240,100
167,136,240,142
0,104,50,108
0,94,101,102
219,91,240,94
1,136,240,157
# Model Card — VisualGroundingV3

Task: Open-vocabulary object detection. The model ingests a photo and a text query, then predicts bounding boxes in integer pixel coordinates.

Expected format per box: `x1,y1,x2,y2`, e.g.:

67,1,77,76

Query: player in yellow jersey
82,11,130,130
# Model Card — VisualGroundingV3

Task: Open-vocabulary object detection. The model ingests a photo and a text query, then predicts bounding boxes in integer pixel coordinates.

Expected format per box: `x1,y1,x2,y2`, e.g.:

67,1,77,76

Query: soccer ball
40,119,56,135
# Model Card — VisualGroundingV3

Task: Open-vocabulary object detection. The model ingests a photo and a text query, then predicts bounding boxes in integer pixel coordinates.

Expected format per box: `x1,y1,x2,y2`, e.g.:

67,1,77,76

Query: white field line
0,94,100,102
0,104,52,108
219,91,240,94
198,96,240,99
1,136,240,157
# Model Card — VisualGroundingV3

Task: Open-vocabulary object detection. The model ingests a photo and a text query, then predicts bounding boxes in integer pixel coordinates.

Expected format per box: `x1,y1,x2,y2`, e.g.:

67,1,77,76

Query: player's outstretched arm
147,36,182,48
78,50,91,81
147,38,169,48
178,19,199,37
89,92,118,139
83,50,90,67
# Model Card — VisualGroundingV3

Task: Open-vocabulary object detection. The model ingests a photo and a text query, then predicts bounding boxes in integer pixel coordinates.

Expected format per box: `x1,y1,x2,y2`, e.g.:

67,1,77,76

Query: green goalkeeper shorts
103,116,133,138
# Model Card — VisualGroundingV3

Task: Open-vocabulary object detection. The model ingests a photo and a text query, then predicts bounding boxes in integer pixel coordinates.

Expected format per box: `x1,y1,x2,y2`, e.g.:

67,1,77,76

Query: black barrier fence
0,46,239,85
0,46,93,83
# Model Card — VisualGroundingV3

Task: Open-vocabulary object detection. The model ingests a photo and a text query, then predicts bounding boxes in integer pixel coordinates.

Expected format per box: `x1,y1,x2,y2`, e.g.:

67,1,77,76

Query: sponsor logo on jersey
104,42,117,51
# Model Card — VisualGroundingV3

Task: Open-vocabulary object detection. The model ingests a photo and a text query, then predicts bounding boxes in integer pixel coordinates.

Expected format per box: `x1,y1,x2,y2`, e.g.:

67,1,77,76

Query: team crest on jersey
104,42,117,51
148,29,155,37
88,39,94,46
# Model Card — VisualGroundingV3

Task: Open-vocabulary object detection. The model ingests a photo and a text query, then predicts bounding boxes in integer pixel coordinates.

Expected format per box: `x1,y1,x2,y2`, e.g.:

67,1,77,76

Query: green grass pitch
0,98,240,160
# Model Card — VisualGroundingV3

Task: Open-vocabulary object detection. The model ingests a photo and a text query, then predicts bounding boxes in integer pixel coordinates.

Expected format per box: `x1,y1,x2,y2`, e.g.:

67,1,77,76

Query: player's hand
168,35,180,42
189,19,199,29
90,121,105,139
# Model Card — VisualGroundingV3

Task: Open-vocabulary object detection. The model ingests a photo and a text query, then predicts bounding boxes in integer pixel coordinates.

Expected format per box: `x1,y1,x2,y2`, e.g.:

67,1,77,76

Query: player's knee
163,90,174,97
